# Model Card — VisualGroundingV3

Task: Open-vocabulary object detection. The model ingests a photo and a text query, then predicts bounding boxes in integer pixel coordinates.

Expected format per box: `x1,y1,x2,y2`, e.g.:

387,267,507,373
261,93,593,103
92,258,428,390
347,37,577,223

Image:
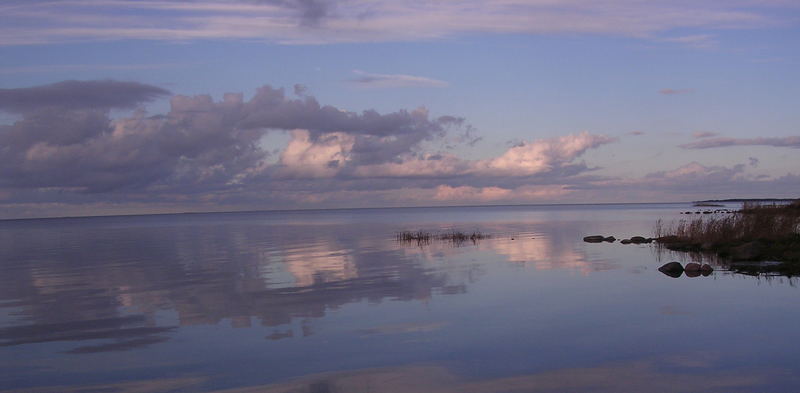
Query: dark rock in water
684,263,705,277
620,239,632,244
685,269,701,278
684,262,701,271
583,235,605,243
659,261,684,272
604,236,616,242
629,236,652,244
658,262,684,278
700,264,713,276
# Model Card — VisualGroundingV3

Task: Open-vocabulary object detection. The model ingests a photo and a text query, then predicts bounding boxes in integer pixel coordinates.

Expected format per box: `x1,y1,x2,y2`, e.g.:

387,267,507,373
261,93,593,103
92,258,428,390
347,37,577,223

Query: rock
658,262,684,278
700,264,713,276
685,269,701,278
620,239,632,244
684,262,701,271
604,236,616,242
583,235,605,243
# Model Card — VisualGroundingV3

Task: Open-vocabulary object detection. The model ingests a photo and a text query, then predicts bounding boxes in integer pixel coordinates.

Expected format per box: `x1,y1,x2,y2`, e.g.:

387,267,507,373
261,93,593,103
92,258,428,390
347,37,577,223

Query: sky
0,0,799,219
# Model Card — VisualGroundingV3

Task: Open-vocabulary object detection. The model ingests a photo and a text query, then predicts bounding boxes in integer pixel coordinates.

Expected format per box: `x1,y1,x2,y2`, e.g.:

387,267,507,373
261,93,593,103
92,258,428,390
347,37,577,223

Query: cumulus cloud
6,79,795,218
680,136,800,149
0,80,457,195
0,0,789,46
350,70,448,89
0,79,620,217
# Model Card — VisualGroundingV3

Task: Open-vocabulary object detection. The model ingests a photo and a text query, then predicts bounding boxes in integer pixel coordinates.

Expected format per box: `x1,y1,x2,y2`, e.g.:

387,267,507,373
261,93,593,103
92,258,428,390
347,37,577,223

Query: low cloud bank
0,80,796,218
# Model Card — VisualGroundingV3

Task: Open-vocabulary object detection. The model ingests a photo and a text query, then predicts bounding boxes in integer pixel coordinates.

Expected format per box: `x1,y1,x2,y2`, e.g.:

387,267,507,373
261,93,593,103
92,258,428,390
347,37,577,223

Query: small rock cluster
658,261,714,278
582,235,653,244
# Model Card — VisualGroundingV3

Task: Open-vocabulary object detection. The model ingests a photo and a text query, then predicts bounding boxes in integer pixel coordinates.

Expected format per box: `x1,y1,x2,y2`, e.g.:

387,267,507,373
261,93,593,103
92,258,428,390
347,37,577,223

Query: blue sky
0,0,798,218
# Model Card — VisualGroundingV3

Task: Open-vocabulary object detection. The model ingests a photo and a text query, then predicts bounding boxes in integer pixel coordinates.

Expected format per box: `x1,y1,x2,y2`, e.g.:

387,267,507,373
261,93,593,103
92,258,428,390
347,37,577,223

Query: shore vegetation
655,200,800,272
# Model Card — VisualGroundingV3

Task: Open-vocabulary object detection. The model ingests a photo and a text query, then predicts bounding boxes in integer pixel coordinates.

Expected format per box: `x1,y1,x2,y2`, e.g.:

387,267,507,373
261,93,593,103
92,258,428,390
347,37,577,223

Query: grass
656,200,800,244
396,230,490,245
655,200,800,269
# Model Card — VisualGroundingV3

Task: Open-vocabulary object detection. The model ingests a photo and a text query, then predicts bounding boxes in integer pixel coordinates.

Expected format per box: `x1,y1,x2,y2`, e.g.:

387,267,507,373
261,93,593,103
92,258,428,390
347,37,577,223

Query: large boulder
684,263,702,277
684,262,701,271
658,262,684,278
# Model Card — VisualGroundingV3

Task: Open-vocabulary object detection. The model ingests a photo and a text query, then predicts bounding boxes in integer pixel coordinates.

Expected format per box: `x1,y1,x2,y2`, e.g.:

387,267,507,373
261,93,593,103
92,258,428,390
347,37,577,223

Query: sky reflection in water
0,204,799,392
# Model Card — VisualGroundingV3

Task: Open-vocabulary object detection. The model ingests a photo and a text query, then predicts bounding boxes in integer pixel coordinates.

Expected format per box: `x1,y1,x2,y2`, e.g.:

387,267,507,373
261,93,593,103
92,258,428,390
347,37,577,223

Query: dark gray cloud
680,136,800,149
0,80,169,113
0,80,457,195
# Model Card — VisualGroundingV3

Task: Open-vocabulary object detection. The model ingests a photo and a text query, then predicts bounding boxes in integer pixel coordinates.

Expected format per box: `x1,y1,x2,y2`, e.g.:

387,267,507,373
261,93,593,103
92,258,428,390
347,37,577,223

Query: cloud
0,81,458,195
659,88,694,95
692,131,718,139
660,34,717,48
578,160,799,202
0,79,625,217
0,63,190,74
0,80,170,113
680,136,800,149
350,70,448,88
0,0,789,46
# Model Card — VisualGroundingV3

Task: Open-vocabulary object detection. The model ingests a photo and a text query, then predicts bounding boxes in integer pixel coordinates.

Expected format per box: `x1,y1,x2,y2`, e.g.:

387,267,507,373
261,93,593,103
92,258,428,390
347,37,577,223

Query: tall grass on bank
655,200,800,245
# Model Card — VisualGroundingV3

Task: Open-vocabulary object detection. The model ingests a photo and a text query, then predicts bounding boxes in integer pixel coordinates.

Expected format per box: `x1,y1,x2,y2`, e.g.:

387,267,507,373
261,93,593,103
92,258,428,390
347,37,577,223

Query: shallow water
1,204,798,392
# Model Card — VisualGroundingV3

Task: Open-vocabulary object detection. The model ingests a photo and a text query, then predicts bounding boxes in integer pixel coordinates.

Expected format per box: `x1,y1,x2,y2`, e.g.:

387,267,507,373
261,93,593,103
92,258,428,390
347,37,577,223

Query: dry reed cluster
656,201,800,245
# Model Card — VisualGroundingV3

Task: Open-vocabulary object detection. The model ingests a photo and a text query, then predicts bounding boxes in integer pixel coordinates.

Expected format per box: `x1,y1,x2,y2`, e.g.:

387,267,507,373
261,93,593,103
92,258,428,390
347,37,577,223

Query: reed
655,200,800,264
396,230,489,245
658,200,800,244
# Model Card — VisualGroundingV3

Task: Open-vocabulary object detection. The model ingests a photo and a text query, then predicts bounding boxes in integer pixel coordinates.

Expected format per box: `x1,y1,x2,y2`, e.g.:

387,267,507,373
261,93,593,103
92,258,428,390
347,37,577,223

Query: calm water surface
1,204,798,392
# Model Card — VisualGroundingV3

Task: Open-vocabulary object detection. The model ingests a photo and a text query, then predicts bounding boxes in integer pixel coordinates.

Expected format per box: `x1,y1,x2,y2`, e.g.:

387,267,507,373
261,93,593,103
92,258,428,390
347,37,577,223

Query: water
1,204,798,392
